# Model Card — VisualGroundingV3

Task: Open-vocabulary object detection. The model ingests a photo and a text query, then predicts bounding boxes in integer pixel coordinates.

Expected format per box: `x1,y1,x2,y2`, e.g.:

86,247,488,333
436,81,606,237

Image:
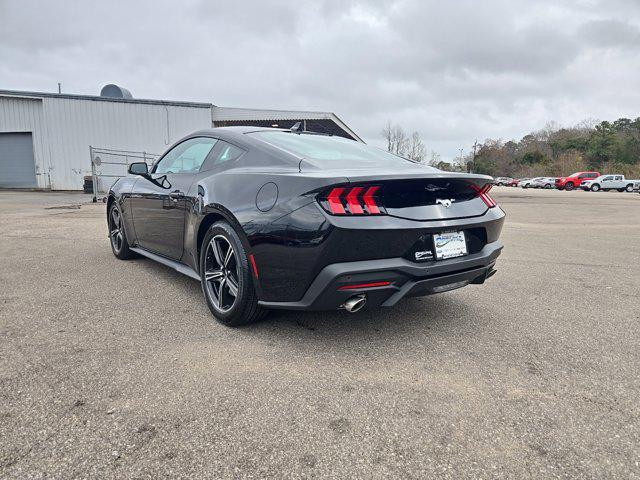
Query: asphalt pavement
1,188,639,479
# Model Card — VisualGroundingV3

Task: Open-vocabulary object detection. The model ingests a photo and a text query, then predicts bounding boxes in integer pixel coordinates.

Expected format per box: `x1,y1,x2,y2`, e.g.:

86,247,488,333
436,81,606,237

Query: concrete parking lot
1,188,639,479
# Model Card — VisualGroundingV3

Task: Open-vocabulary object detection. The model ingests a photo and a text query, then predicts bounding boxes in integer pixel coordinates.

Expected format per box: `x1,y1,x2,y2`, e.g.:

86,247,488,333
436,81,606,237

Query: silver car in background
530,177,557,189
520,177,541,188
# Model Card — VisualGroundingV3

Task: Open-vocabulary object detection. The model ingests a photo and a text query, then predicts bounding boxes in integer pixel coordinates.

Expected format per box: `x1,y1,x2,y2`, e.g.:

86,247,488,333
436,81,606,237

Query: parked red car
507,179,520,187
555,171,601,190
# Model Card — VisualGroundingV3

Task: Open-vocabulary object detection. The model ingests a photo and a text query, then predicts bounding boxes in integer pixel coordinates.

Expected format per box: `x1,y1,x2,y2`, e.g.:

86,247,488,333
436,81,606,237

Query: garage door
0,132,37,188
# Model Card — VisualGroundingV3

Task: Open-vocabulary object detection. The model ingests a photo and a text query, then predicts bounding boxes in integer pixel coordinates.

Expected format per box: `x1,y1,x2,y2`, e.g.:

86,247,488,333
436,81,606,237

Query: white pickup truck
580,174,640,192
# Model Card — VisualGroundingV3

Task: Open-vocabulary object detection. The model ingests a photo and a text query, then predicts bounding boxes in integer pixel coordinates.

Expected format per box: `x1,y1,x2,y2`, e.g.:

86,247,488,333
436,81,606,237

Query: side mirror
128,162,148,175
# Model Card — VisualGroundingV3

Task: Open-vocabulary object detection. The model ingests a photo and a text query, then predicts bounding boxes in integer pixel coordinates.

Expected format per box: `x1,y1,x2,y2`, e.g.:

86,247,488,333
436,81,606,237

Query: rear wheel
590,184,600,192
625,184,633,192
108,203,135,260
200,221,266,327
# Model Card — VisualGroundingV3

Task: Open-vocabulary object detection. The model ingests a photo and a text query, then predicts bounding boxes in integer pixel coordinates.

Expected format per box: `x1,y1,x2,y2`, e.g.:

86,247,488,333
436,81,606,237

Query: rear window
248,131,426,168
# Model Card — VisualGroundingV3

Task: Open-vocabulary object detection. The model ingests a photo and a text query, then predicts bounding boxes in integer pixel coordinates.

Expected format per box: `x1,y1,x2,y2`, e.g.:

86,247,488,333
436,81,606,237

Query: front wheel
200,221,266,327
590,184,600,192
564,183,574,191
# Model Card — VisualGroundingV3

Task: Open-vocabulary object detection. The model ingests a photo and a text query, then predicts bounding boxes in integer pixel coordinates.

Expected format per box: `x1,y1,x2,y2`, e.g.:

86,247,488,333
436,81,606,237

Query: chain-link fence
89,147,160,202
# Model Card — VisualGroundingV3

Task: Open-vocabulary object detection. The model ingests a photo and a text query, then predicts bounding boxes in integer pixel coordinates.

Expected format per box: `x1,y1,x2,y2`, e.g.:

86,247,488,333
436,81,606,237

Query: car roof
189,126,288,139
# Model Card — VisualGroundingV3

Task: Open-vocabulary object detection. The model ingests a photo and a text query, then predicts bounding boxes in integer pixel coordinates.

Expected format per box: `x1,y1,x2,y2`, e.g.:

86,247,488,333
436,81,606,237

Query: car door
130,137,218,259
601,176,613,189
613,175,623,188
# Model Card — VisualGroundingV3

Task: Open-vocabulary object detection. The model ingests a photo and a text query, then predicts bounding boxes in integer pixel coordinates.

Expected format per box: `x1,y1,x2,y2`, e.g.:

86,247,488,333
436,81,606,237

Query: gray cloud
1,0,640,158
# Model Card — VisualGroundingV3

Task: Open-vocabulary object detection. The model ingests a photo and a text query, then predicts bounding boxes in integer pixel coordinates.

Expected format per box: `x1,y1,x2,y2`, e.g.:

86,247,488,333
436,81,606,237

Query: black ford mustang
107,127,504,326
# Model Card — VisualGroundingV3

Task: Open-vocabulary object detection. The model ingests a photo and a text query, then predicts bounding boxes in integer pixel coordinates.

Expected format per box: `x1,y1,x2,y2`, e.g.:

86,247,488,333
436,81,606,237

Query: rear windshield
248,131,422,167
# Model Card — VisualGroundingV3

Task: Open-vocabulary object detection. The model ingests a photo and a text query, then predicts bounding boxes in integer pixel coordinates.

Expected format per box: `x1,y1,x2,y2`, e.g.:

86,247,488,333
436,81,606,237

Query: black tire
544,184,551,189
564,183,574,191
625,184,633,192
108,203,136,260
590,184,600,192
199,221,266,327
617,188,625,192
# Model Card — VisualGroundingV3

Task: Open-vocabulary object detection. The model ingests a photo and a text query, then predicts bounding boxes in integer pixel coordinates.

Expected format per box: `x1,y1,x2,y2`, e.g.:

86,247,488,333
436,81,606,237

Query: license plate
433,231,467,260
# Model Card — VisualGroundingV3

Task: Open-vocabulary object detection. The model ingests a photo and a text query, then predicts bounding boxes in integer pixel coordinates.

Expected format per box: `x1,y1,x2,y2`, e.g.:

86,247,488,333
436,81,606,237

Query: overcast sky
2,0,640,159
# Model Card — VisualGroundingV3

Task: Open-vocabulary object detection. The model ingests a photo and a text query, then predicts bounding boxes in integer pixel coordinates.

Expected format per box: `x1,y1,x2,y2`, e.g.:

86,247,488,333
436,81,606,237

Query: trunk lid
307,165,494,221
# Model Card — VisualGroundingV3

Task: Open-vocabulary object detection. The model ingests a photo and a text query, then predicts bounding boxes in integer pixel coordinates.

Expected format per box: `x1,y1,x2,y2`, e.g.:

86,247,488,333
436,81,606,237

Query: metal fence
89,146,160,202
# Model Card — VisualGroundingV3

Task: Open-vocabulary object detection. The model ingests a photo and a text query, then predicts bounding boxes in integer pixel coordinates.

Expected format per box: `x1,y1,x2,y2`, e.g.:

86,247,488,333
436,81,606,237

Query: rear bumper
258,240,503,311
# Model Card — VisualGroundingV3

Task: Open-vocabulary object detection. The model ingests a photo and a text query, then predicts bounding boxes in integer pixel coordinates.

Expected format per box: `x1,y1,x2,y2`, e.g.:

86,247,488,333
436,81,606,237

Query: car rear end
254,173,504,312
555,177,567,189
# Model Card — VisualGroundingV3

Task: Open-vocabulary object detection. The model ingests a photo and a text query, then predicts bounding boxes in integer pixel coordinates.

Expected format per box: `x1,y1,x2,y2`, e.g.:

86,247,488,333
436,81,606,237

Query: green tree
521,151,548,165
586,121,616,168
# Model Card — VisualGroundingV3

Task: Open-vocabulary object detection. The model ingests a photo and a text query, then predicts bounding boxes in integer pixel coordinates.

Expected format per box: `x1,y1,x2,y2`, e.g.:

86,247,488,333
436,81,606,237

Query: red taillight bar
472,183,497,208
338,281,391,290
345,186,365,214
480,184,497,208
322,185,384,216
363,186,381,214
327,187,346,214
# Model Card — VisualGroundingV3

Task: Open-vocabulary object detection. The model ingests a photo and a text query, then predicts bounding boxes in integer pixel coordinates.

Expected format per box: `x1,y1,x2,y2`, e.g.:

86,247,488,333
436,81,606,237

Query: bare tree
407,131,427,162
381,121,394,152
427,150,441,167
381,121,408,157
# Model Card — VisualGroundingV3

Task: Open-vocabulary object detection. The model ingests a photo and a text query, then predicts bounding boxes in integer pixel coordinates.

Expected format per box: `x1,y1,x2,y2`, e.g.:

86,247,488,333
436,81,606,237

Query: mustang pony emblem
436,198,454,208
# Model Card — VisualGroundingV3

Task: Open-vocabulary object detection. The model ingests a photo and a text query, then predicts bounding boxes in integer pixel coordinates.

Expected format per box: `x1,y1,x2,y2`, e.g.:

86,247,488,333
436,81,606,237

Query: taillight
327,187,346,214
478,184,497,208
321,185,385,215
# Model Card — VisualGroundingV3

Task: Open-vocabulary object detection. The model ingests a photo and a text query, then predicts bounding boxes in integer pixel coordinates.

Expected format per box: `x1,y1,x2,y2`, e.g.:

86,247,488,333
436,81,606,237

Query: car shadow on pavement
244,293,478,345
132,256,478,344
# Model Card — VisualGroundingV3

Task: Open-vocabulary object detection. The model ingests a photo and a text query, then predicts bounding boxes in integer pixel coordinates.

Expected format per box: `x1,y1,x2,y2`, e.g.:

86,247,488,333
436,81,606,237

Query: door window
155,138,218,174
602,176,613,181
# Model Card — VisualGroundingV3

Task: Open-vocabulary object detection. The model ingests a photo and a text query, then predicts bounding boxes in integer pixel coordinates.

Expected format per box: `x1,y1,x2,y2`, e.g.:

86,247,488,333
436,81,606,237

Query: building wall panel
2,95,212,190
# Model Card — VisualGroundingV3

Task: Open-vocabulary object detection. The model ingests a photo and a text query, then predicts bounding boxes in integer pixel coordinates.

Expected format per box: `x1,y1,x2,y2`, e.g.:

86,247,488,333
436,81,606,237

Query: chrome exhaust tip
343,294,367,313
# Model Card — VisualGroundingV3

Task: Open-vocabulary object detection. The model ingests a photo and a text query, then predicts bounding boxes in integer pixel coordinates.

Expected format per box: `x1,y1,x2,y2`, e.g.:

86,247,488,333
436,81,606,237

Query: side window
602,176,613,181
615,176,622,181
589,173,598,178
201,141,245,171
155,138,218,174
578,174,585,179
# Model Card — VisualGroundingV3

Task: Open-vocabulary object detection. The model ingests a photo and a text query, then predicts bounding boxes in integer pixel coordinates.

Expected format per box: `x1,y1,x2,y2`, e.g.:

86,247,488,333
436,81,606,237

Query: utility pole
470,139,478,173
57,83,61,94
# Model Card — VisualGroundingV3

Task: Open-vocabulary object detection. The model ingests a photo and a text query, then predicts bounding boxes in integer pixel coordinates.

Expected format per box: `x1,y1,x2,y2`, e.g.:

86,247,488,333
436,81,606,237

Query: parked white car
530,177,557,189
580,174,639,192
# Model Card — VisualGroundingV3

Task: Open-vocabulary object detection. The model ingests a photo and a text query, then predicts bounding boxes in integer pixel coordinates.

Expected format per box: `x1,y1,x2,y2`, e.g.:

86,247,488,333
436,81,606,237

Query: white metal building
0,87,362,190
0,89,211,190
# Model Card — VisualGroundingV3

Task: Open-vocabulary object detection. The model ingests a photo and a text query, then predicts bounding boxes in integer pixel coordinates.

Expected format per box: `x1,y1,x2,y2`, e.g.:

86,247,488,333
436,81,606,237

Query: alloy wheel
204,235,240,312
109,206,124,253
